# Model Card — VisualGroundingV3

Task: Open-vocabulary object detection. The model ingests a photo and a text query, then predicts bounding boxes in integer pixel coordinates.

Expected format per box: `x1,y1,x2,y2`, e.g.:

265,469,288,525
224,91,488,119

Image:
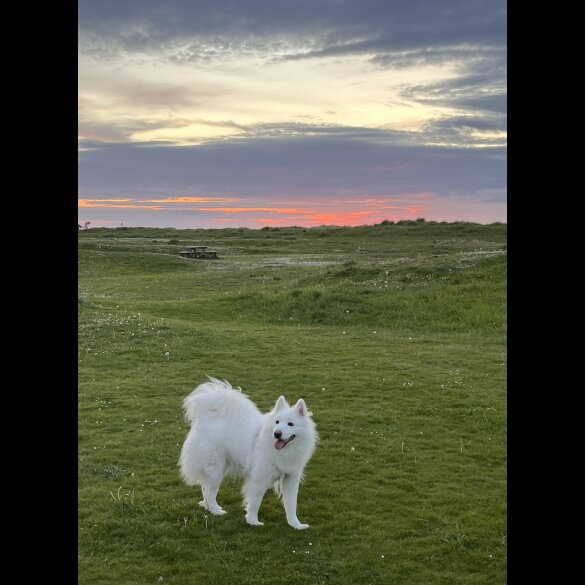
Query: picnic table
179,246,219,259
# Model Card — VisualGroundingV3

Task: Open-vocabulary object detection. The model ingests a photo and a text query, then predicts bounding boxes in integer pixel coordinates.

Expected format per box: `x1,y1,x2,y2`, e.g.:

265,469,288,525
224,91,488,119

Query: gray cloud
237,120,506,149
79,1,506,60
79,136,506,202
79,117,248,143
79,118,505,150
78,1,505,36
428,115,506,133
402,77,506,122
238,122,412,141
393,47,506,123
224,113,506,148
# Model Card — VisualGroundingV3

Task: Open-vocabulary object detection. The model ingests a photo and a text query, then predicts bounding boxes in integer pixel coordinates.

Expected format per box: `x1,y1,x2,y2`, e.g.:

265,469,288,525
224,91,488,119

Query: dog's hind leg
199,464,227,515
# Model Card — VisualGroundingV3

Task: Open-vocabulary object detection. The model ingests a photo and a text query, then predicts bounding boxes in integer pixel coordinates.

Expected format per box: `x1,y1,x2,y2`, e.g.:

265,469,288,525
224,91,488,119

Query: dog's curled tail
183,376,256,423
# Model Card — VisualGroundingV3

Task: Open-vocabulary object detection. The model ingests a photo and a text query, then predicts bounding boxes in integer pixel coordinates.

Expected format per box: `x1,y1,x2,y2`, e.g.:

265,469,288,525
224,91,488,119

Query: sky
78,0,507,229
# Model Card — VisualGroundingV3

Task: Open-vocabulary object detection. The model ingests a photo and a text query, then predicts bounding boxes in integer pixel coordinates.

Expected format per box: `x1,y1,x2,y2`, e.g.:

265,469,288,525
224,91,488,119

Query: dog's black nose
274,430,282,439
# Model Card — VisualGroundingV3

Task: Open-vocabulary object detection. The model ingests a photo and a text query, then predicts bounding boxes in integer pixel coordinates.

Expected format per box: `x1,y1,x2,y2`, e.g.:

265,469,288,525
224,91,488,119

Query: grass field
78,221,507,585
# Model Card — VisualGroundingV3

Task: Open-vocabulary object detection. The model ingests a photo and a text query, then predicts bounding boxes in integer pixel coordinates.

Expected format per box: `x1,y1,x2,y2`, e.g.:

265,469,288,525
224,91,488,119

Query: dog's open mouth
275,435,296,450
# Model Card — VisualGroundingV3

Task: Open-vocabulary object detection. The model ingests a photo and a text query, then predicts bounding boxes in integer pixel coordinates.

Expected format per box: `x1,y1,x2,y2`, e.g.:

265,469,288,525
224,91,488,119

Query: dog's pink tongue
275,439,286,450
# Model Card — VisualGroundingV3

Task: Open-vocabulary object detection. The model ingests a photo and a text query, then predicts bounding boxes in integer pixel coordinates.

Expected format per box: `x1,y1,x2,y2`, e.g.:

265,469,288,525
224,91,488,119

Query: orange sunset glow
77,195,445,227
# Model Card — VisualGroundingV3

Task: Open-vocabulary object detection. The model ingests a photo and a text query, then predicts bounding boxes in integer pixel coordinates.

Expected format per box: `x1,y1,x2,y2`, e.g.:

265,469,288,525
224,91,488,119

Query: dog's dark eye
276,420,279,424
288,422,294,427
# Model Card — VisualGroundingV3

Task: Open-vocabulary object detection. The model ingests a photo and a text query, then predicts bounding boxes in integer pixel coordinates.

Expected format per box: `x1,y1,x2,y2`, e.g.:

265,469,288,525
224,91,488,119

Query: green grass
79,222,506,584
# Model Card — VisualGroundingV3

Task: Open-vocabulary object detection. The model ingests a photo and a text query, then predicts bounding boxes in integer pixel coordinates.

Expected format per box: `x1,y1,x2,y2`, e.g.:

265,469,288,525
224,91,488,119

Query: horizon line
78,219,507,231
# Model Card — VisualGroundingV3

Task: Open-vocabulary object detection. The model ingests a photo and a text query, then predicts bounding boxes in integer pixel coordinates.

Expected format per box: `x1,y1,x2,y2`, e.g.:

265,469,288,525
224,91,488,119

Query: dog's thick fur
179,377,318,529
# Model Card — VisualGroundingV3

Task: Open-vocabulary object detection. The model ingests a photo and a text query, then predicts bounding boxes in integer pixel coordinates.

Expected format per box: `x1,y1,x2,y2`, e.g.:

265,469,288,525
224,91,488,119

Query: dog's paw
245,516,264,526
290,522,310,530
199,501,226,515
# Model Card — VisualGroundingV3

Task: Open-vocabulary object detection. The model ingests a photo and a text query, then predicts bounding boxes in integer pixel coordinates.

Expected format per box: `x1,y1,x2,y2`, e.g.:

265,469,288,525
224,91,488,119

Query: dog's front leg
244,476,272,526
281,473,309,529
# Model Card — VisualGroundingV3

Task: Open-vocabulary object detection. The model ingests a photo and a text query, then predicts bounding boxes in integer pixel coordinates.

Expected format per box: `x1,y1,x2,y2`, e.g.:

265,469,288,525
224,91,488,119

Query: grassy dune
78,222,506,585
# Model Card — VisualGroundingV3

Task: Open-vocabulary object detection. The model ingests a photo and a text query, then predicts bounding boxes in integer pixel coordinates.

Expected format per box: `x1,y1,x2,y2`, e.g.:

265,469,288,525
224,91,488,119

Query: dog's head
271,396,312,451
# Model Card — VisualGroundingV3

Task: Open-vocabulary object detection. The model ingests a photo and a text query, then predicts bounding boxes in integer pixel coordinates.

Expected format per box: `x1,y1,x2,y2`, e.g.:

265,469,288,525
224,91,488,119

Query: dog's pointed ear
294,399,307,417
275,395,288,412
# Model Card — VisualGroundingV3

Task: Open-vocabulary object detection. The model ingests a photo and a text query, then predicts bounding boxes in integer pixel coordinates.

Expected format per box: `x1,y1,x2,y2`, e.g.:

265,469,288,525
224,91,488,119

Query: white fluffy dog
179,378,318,529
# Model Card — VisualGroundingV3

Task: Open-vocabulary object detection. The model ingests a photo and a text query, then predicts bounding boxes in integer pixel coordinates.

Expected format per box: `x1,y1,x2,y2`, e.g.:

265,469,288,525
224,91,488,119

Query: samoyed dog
179,377,318,529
